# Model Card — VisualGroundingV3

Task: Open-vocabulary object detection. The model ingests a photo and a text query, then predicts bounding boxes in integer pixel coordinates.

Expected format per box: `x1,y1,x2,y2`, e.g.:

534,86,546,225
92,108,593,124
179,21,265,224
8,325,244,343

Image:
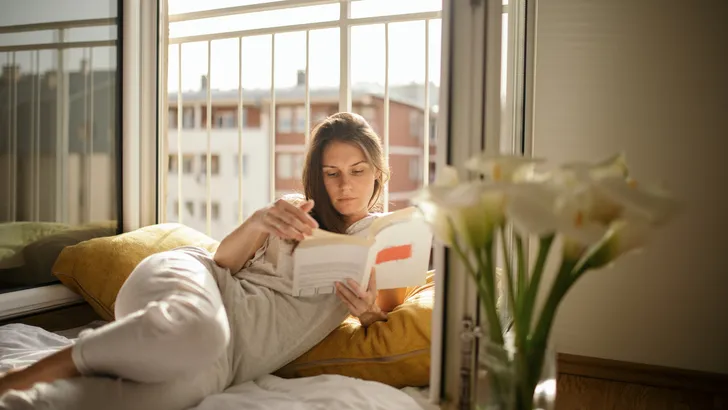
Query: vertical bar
269,34,276,203
11,52,17,221
177,44,183,223
82,48,89,223
339,0,351,112
6,52,14,222
206,40,212,235
29,51,36,221
383,23,390,213
88,48,95,222
237,36,244,224
5,53,10,221
304,30,310,145
34,50,41,221
55,28,66,223
157,0,170,225
423,20,430,187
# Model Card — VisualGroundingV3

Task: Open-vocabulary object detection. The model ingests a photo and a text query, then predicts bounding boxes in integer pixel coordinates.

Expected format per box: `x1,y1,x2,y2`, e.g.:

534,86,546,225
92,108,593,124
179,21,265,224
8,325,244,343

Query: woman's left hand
335,268,387,327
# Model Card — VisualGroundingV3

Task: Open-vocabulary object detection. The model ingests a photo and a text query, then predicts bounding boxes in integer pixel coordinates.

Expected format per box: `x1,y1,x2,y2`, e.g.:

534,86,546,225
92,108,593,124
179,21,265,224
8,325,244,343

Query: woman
0,112,404,409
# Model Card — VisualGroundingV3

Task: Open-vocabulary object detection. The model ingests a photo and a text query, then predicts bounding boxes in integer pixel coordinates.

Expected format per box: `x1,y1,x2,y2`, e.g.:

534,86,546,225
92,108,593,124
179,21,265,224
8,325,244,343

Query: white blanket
0,323,428,410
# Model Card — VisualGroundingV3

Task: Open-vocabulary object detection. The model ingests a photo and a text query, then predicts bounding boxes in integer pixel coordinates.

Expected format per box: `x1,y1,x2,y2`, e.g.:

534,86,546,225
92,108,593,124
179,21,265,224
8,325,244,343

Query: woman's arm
375,288,407,313
213,217,268,273
214,198,318,273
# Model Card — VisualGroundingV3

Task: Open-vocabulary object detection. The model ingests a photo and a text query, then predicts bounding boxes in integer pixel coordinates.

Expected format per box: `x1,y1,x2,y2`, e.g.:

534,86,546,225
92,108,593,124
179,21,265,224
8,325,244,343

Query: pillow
52,223,219,321
274,272,435,388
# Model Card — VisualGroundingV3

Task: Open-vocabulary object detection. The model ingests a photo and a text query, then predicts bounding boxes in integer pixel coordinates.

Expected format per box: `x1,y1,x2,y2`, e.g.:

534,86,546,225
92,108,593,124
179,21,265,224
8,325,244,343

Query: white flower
464,153,545,182
504,153,679,262
414,165,507,250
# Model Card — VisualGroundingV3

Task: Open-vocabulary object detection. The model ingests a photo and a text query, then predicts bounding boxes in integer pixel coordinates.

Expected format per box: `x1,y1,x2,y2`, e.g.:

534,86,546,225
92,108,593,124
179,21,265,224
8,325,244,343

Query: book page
292,243,370,297
371,213,433,290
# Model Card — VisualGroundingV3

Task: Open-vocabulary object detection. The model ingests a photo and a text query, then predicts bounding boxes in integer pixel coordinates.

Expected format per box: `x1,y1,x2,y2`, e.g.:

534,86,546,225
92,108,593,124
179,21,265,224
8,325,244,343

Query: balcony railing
164,0,441,238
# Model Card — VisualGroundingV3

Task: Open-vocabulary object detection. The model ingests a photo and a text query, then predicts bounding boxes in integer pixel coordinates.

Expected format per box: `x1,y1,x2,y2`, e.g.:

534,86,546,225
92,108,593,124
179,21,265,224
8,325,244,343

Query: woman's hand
252,198,319,241
335,268,387,327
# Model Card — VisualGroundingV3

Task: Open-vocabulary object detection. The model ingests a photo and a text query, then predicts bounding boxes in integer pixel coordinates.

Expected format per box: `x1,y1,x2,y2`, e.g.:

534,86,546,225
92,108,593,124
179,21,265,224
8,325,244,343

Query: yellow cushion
51,223,219,321
275,272,435,388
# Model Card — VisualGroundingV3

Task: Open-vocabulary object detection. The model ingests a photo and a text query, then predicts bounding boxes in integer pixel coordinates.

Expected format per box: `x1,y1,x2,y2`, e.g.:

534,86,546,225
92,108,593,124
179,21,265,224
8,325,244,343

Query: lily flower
413,166,507,251
464,153,545,182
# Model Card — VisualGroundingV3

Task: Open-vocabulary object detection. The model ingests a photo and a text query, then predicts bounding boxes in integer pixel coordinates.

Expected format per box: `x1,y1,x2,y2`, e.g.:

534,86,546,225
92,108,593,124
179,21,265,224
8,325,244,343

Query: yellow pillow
275,272,435,388
52,223,219,321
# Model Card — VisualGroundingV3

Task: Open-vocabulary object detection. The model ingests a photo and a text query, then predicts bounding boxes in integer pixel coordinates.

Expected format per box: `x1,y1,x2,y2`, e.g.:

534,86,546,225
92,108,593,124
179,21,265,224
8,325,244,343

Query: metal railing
165,0,441,235
0,18,118,223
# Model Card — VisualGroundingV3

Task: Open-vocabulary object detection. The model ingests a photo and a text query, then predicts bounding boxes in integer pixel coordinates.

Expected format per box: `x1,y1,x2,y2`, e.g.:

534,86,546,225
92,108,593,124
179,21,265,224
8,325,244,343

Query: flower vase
475,339,557,410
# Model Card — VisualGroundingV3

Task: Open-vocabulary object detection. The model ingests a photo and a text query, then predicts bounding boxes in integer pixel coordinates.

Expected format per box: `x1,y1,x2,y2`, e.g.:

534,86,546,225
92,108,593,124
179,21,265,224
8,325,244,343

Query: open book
289,206,433,297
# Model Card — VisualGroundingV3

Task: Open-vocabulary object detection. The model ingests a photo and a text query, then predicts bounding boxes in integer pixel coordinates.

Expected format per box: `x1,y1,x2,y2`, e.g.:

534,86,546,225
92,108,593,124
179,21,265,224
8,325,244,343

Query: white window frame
294,105,306,133
278,106,293,133
0,0,160,320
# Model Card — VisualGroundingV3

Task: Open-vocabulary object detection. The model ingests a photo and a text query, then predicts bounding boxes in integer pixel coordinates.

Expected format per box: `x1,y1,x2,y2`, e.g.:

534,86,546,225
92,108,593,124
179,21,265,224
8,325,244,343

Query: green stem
500,228,534,409
475,242,505,346
515,233,526,305
450,235,504,346
499,227,517,325
520,235,554,337
527,257,578,390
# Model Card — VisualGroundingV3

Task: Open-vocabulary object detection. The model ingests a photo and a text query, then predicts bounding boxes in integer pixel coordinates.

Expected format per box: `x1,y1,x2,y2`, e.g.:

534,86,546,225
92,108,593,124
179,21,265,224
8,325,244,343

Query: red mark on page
375,244,413,264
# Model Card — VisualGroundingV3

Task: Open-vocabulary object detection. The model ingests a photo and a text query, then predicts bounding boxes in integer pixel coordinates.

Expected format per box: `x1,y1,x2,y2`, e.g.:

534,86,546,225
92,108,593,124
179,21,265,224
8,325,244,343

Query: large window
163,0,443,241
0,0,120,306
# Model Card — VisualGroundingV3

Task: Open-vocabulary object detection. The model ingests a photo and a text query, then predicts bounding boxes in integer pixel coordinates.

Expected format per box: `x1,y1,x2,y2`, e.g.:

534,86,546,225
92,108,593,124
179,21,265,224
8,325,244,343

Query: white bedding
0,323,432,410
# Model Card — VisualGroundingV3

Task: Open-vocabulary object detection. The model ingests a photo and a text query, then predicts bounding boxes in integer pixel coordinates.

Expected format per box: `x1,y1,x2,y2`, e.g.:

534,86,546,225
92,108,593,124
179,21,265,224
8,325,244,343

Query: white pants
0,249,235,410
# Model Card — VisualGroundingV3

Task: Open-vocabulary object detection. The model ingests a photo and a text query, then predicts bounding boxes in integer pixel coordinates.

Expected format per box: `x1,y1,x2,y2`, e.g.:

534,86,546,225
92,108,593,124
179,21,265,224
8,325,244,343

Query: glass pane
0,0,120,294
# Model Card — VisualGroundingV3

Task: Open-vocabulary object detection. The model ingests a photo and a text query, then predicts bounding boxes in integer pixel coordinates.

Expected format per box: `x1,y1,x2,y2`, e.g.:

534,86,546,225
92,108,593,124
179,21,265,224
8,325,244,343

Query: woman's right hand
252,198,319,241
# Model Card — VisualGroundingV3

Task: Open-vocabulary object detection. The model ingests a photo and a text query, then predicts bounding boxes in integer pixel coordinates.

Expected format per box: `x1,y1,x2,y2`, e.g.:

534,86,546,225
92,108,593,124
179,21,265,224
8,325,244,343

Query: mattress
0,321,434,409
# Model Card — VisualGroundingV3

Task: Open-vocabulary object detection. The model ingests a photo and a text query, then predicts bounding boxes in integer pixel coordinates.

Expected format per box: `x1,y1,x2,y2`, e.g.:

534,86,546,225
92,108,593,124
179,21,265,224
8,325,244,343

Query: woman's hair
302,112,389,234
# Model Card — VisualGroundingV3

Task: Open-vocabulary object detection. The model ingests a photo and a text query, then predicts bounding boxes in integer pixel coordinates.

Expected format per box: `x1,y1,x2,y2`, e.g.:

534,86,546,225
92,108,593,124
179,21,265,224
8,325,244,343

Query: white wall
531,0,728,374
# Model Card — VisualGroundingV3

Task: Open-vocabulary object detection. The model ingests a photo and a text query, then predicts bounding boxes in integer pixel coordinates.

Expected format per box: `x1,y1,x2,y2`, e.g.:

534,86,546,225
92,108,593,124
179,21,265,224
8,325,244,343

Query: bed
0,321,436,410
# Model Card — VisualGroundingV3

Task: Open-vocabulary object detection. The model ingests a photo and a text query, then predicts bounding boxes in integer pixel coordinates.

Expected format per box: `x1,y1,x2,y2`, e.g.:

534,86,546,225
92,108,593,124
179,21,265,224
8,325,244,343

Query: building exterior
166,74,438,240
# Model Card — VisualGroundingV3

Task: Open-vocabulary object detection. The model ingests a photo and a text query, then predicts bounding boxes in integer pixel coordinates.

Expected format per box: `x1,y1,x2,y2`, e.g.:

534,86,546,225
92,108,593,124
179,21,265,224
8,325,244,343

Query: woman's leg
0,248,231,396
72,248,231,382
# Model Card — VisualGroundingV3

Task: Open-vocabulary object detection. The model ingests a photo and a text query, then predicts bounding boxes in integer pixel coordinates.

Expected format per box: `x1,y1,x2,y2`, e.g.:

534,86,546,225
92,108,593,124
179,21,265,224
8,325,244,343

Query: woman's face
321,140,378,225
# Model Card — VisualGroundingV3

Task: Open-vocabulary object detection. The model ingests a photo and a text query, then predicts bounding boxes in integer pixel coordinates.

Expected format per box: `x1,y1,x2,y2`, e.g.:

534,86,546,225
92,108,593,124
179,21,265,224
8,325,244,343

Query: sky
0,0,443,92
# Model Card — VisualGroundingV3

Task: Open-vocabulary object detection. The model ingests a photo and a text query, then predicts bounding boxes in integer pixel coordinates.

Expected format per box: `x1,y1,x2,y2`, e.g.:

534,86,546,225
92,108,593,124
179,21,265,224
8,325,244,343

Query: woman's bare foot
0,347,80,396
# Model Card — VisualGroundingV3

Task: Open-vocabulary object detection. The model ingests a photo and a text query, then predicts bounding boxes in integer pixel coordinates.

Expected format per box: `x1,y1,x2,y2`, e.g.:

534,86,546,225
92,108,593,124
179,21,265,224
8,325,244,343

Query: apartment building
166,73,438,240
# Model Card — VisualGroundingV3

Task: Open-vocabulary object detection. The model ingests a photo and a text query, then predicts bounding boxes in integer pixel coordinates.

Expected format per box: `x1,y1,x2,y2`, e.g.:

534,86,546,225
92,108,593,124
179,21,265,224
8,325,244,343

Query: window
182,107,195,129
200,202,220,220
214,111,236,129
168,108,178,129
360,106,376,127
294,106,306,133
182,154,194,174
409,156,422,182
168,154,178,173
429,119,437,145
409,110,424,140
200,154,220,175
293,154,304,179
234,154,248,176
313,110,328,125
277,154,293,179
278,106,293,133
185,201,194,216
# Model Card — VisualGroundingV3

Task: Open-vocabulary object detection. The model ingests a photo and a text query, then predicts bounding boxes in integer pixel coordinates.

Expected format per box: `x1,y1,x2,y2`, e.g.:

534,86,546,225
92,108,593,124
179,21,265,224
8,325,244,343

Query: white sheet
0,323,429,410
